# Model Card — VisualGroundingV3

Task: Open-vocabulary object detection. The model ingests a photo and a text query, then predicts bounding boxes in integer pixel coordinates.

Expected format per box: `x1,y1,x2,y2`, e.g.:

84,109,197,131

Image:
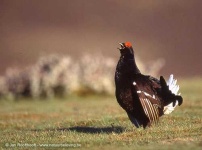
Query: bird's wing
132,76,162,124
136,90,160,124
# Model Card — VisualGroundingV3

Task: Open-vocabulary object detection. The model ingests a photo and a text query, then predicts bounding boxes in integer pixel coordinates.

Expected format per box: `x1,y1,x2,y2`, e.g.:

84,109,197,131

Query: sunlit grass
0,78,202,149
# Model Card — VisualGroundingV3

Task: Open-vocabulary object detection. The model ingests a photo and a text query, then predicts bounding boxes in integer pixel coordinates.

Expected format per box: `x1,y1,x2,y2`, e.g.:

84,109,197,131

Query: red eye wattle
125,42,132,48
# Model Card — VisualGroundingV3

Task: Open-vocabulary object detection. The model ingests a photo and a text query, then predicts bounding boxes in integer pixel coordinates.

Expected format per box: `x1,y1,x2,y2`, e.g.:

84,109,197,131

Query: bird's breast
116,87,135,112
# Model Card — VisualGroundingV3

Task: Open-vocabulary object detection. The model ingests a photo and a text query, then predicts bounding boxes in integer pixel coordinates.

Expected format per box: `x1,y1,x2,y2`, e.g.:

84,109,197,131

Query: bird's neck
115,56,140,86
118,55,141,74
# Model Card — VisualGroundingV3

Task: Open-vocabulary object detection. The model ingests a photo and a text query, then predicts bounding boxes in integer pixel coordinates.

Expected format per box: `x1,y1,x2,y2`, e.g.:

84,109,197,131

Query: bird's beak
119,43,124,48
118,43,124,50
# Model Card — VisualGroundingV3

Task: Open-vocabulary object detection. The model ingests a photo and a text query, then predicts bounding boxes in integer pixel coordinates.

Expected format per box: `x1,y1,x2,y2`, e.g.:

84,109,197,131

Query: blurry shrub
0,54,164,100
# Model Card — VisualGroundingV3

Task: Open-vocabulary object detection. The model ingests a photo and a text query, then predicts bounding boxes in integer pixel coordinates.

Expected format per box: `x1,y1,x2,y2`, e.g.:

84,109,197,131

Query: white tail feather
164,101,178,115
163,74,181,115
167,74,180,95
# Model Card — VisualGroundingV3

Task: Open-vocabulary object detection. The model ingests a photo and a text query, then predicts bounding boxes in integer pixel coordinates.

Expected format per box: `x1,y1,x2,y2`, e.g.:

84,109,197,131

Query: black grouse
115,42,183,128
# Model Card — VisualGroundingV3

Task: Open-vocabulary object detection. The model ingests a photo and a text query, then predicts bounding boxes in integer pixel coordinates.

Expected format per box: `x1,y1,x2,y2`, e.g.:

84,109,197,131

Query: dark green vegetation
0,78,202,149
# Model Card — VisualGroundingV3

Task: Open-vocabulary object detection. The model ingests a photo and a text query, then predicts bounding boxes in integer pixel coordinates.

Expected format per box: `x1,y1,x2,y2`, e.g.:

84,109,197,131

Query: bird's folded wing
136,90,160,124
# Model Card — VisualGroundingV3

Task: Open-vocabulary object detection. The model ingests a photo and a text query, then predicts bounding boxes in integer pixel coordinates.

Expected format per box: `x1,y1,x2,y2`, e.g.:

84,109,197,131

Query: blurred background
0,0,202,99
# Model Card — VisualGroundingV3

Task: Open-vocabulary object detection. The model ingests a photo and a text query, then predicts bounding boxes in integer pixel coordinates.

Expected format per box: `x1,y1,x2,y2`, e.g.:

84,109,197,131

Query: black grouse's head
118,42,134,57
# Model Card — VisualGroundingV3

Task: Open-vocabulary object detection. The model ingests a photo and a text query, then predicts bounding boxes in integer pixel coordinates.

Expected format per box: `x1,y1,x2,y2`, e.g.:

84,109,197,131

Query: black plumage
115,42,183,128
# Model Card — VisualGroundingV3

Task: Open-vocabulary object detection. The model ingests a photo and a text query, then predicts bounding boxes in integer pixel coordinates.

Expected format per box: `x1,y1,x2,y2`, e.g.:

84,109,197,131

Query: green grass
0,78,202,149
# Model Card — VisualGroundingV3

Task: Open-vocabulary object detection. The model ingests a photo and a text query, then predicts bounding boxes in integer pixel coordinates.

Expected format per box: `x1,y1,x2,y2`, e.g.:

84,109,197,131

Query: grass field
0,78,202,149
